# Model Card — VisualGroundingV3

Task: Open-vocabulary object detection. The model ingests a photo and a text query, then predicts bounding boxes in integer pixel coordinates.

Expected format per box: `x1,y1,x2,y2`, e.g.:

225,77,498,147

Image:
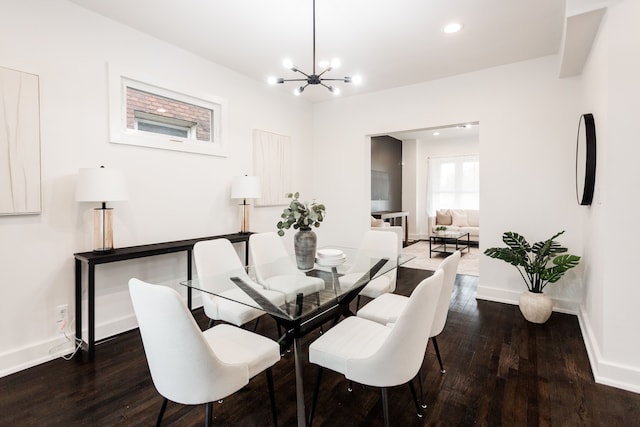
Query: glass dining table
181,246,414,427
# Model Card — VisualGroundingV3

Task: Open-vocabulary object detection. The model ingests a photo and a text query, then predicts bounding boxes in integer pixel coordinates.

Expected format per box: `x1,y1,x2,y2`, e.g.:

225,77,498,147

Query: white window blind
427,155,479,215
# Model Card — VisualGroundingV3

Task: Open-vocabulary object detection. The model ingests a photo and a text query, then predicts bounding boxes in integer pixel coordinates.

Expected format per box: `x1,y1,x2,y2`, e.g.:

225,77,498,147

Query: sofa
428,209,479,243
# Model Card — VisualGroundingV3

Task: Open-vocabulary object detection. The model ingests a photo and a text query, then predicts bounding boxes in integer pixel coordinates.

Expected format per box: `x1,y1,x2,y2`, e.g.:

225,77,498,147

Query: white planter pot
518,291,553,324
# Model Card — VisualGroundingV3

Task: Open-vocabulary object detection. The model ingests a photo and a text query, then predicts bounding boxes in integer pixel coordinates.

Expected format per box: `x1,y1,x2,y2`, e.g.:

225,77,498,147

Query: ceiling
70,0,568,103
387,122,479,143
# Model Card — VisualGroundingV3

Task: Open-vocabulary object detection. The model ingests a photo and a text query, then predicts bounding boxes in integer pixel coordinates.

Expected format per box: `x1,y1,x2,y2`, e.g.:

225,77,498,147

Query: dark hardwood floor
2,267,639,426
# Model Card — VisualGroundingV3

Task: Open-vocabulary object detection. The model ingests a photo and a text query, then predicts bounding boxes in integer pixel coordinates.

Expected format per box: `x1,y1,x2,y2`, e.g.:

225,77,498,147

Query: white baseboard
475,284,578,314
0,294,205,379
577,307,640,394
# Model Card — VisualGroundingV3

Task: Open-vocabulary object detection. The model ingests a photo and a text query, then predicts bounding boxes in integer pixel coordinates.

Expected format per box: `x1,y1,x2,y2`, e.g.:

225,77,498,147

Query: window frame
108,64,228,157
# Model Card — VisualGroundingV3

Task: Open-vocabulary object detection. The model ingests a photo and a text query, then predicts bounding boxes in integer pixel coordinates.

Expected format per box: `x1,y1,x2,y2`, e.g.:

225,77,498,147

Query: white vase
518,291,553,324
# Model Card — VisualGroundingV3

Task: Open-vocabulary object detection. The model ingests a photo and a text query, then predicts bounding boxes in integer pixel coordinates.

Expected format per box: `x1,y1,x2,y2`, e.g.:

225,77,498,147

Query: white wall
313,55,584,311
578,0,640,393
0,0,313,376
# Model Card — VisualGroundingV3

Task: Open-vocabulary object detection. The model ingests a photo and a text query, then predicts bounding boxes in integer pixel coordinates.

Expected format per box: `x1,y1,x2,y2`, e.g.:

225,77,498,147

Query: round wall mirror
576,113,596,205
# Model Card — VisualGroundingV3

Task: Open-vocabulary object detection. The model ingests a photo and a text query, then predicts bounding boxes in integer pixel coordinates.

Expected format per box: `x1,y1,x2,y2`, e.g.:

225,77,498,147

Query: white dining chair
356,250,461,374
128,278,281,427
337,230,399,309
249,232,325,303
193,238,285,329
307,269,444,427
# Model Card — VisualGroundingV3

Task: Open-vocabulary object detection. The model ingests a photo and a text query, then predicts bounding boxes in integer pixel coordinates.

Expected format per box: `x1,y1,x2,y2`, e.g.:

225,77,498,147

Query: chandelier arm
318,78,349,81
293,68,311,78
316,68,333,78
279,78,309,82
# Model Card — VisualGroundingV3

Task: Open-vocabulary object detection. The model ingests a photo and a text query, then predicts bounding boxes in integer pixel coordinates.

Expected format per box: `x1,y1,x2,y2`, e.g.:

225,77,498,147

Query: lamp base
238,202,252,234
93,207,114,252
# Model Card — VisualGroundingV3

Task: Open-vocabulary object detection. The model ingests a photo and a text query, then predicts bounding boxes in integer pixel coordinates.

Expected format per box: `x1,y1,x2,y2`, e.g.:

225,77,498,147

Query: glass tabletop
431,230,469,239
181,246,414,322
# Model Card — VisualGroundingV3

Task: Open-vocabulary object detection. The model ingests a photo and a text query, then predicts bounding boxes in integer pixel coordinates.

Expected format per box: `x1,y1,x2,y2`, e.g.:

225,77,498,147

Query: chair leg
308,366,324,427
253,316,261,332
204,402,213,427
356,295,362,311
418,365,427,409
266,368,278,427
207,318,214,329
408,377,424,418
381,387,390,427
155,397,168,427
432,336,445,373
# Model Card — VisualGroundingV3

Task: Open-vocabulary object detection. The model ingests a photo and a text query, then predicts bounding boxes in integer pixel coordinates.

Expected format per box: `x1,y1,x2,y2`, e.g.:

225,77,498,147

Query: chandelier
267,0,362,96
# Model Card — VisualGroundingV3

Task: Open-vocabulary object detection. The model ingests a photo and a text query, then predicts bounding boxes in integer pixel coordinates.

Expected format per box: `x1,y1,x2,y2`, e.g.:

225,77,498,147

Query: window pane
125,87,212,142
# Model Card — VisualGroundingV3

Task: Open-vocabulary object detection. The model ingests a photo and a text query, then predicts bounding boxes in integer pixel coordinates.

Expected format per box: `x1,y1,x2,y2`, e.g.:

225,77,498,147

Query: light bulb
444,22,462,34
352,75,363,84
294,87,304,96
283,59,294,70
267,76,277,85
331,58,341,68
332,87,341,95
318,60,330,69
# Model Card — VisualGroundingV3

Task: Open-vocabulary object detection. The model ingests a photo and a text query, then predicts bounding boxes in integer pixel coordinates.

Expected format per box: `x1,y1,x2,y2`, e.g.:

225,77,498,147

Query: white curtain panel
252,129,292,206
427,155,480,215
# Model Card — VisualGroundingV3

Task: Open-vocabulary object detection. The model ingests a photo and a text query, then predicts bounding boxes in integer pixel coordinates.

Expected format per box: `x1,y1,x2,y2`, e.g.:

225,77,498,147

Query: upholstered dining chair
128,278,280,427
337,229,399,309
356,250,461,374
193,238,285,329
249,232,325,303
307,269,444,427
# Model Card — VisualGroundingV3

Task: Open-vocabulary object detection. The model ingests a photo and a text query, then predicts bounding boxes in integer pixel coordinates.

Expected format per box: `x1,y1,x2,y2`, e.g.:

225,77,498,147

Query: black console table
74,232,252,361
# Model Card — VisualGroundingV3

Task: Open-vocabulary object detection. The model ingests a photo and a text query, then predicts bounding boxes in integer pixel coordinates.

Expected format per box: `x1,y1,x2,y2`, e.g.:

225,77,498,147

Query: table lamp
231,175,261,234
76,166,128,252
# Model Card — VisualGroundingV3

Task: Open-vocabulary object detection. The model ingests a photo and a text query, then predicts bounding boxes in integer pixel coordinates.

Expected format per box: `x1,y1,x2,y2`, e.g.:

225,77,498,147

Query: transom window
108,64,227,156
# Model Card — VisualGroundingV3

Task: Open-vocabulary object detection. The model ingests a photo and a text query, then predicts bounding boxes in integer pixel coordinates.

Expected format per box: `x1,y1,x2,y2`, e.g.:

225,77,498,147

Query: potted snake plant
484,231,580,323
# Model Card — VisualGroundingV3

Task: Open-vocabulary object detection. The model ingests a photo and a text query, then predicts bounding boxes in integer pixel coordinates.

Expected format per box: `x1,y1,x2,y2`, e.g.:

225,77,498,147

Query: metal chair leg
204,402,213,427
381,387,390,427
418,365,427,408
253,316,261,332
432,336,445,373
207,318,214,329
408,377,424,418
308,366,324,427
155,397,168,427
356,295,362,310
266,368,278,426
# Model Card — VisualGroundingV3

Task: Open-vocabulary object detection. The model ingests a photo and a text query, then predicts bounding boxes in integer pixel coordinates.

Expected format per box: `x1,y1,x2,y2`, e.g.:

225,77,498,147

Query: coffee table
429,231,470,258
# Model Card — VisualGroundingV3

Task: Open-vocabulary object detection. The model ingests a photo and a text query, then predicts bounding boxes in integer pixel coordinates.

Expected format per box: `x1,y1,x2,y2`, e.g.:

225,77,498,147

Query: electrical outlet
56,304,68,332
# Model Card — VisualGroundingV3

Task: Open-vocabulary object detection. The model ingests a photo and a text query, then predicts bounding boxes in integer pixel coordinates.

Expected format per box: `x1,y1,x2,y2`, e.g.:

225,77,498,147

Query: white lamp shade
76,167,128,202
231,175,261,199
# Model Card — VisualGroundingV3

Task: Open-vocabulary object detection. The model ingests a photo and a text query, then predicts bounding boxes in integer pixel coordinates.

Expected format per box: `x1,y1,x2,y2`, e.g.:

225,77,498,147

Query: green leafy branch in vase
276,192,326,236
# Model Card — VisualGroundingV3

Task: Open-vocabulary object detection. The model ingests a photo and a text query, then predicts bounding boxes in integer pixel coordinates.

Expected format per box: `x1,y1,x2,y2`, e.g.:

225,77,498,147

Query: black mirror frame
576,113,597,206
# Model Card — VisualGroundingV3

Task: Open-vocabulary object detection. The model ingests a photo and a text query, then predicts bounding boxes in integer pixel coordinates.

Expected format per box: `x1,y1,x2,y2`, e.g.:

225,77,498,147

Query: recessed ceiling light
433,132,440,136
444,22,462,34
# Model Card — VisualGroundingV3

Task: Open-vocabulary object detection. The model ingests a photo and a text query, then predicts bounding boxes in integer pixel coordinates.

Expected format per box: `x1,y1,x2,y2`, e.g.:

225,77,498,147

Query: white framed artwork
0,66,41,215
253,129,292,206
